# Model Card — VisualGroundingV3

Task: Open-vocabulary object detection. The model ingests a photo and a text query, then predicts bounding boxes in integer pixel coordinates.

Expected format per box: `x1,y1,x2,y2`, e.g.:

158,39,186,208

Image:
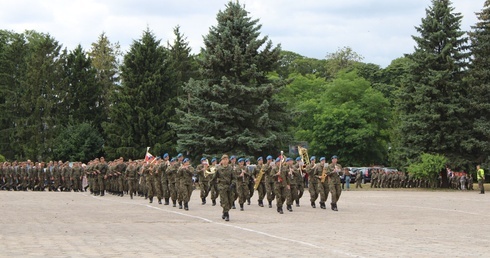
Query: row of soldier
0,154,345,221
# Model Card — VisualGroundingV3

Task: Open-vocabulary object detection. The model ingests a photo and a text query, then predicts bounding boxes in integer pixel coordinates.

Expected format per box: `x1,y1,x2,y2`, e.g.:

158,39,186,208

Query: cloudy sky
1,0,485,67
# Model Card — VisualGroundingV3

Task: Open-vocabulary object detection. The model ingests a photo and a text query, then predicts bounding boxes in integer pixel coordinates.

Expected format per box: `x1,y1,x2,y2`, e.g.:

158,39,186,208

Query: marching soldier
253,157,266,207
236,158,251,211
196,158,210,205
263,155,275,208
286,158,300,212
141,162,155,203
160,153,171,205
306,156,319,208
125,160,137,199
295,157,305,207
315,157,329,209
178,158,194,210
210,154,236,221
245,159,254,205
355,169,363,188
151,159,163,204
97,157,108,196
326,155,342,211
272,157,290,214
209,157,219,206
167,158,179,207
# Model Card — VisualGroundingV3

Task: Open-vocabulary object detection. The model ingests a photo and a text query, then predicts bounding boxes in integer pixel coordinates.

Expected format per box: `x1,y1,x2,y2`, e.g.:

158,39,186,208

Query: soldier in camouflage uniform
97,157,108,196
160,154,171,205
355,169,363,188
326,155,342,211
306,156,319,208
263,155,275,208
178,158,194,210
209,158,219,206
196,157,210,205
315,157,329,209
245,159,254,205
167,158,179,207
210,154,236,221
253,157,266,207
295,157,305,207
125,160,137,199
286,158,300,212
271,157,291,214
236,158,251,211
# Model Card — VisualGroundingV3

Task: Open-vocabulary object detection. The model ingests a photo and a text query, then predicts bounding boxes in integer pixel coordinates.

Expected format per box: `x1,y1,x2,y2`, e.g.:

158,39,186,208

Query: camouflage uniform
326,159,342,211
271,159,291,214
210,156,236,221
306,160,319,208
235,162,251,211
178,162,194,210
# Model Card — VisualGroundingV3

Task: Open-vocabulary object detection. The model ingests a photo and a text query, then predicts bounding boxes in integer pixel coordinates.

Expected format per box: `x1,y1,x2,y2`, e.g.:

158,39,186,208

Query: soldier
229,156,238,209
143,162,156,203
62,162,72,192
125,160,137,199
467,173,474,190
151,159,163,204
245,158,254,205
315,157,329,209
236,158,251,211
326,155,342,211
253,157,266,207
160,153,171,205
71,162,82,192
209,157,219,206
306,156,319,208
271,157,290,214
286,158,300,212
115,158,127,197
295,157,305,207
167,158,179,207
210,154,236,221
97,157,109,196
196,157,210,205
263,155,275,208
177,158,193,210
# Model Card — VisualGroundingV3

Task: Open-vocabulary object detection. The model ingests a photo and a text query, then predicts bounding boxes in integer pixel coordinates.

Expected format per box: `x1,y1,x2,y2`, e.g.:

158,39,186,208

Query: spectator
344,168,351,191
460,173,466,190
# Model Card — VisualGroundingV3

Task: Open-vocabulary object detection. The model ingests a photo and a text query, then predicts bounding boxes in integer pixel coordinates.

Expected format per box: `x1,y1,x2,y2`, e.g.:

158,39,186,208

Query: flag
145,147,154,163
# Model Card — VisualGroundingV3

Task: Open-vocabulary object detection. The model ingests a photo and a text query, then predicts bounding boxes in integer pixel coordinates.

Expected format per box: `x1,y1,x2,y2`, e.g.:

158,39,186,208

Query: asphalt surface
1,188,489,257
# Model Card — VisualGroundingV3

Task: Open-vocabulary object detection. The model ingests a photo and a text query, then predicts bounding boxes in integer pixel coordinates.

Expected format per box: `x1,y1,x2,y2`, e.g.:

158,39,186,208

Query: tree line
1,0,490,174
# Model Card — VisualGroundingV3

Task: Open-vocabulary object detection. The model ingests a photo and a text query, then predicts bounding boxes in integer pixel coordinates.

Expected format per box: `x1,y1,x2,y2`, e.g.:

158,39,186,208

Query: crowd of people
1,154,485,220
0,154,346,221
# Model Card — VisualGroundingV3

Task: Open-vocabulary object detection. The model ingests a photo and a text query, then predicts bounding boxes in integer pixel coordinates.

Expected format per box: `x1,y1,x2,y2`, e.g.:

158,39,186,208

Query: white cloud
0,0,484,67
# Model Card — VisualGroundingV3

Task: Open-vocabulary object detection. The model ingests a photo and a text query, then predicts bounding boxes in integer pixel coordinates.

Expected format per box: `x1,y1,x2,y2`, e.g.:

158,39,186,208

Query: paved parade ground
1,188,489,258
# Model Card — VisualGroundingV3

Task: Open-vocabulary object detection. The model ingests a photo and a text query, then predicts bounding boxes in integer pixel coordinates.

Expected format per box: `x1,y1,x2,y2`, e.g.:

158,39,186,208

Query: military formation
0,153,349,221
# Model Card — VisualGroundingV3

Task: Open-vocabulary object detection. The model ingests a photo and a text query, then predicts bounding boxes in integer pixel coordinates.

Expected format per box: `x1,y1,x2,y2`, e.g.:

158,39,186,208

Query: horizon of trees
1,0,490,177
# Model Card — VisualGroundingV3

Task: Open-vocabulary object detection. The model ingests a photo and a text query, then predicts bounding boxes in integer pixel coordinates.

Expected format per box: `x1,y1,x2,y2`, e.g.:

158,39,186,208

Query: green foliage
396,0,470,169
172,1,290,159
0,154,5,162
103,29,177,159
325,46,363,79
466,0,490,164
52,123,104,162
408,153,447,180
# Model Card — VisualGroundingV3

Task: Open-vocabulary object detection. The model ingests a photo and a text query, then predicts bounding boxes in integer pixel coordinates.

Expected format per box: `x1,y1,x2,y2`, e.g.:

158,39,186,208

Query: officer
210,154,236,221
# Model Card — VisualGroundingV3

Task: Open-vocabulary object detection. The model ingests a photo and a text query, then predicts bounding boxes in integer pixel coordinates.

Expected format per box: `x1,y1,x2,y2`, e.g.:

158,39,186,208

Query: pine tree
167,26,197,99
88,33,121,135
467,0,490,164
103,29,176,159
62,45,102,125
397,0,470,169
172,1,289,158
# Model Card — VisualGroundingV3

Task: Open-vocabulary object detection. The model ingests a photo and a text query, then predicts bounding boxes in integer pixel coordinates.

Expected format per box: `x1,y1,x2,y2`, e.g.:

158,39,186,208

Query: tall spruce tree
172,1,289,158
467,0,490,164
167,26,197,98
397,0,470,169
88,33,121,135
103,29,176,159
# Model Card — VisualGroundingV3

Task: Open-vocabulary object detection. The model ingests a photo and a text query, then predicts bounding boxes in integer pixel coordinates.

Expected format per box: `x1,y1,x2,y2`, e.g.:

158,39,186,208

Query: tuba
204,159,216,178
298,146,310,166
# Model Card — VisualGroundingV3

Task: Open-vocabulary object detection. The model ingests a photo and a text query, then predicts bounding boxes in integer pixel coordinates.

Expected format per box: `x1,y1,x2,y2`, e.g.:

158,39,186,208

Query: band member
306,156,319,208
326,155,342,211
236,158,251,211
272,157,290,214
178,158,194,210
315,157,329,209
264,155,275,208
253,157,266,207
196,158,211,205
286,158,300,212
210,154,236,221
166,158,179,207
209,157,219,206
295,157,305,206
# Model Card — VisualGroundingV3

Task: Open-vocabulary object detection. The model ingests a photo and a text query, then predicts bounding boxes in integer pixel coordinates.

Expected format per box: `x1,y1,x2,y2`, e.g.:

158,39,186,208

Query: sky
0,0,485,67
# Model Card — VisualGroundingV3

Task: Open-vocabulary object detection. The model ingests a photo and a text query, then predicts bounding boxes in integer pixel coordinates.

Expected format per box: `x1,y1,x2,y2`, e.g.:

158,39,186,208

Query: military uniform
286,161,300,211
355,170,362,188
97,159,108,196
167,160,179,207
196,161,210,205
271,159,291,214
306,158,319,208
210,155,236,221
326,157,342,211
235,160,251,211
178,160,194,210
263,157,275,208
253,158,266,207
314,159,329,209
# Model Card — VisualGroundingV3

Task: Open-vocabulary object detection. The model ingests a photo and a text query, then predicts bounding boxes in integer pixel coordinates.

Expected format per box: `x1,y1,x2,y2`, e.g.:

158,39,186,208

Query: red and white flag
145,147,154,163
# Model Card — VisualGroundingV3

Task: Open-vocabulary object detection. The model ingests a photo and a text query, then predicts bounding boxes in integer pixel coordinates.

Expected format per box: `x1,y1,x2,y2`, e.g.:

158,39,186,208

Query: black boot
149,197,153,203
247,198,251,205
268,201,272,208
178,201,183,209
295,200,300,207
258,200,264,207
212,199,216,206
333,203,338,211
144,193,148,199
278,207,284,214
320,202,326,209
164,198,170,205
184,202,189,210
172,200,177,207
232,202,236,209
130,192,133,199
100,191,104,196
202,197,206,205
240,203,244,211
311,202,316,208
225,212,230,221
287,205,293,212
158,198,162,204
331,203,335,211
222,212,226,220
